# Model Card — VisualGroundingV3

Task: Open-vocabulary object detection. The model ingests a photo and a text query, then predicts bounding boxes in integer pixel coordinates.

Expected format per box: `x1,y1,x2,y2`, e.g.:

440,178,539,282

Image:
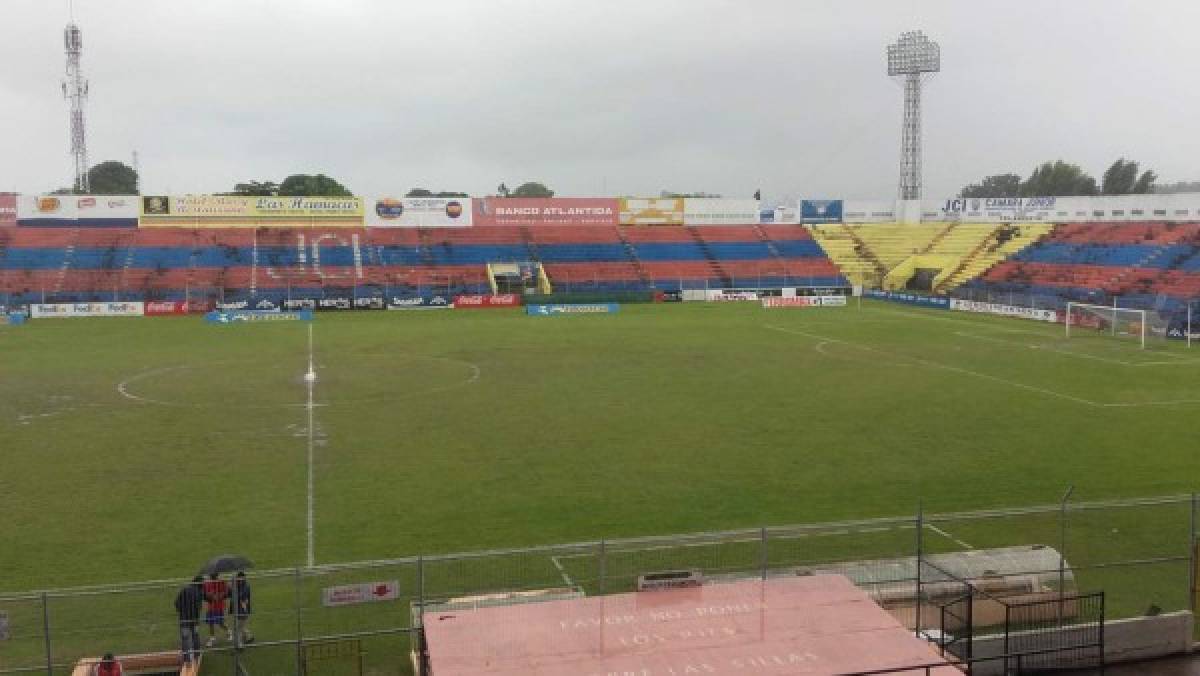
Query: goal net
1064,302,1147,348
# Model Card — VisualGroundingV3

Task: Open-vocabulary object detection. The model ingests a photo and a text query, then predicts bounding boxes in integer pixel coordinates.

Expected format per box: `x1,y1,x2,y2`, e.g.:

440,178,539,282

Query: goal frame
1064,302,1146,349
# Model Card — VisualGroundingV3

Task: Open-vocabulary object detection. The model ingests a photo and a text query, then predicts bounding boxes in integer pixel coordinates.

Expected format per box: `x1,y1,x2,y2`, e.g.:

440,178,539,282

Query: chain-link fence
1,493,1195,675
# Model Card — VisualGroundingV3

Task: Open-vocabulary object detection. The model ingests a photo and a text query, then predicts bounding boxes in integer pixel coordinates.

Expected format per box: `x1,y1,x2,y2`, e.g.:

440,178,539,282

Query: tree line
959,158,1162,198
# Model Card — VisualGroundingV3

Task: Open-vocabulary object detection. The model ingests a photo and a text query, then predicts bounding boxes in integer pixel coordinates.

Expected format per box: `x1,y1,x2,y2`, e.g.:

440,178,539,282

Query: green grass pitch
2,299,1199,672
3,300,1197,591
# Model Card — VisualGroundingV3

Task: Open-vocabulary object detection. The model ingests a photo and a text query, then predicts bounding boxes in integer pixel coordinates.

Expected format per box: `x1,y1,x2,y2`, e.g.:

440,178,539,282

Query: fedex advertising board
473,198,619,226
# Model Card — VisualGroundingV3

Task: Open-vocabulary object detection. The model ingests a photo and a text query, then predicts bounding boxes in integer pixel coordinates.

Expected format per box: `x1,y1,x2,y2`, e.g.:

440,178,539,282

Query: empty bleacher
0,223,848,304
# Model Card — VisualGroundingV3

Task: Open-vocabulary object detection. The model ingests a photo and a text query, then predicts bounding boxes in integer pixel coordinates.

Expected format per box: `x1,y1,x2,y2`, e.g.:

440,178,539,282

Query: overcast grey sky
1,0,1197,202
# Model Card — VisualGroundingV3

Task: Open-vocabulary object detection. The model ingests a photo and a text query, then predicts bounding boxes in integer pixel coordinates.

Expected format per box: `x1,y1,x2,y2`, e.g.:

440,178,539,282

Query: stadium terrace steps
935,223,1054,292
969,222,1200,308
0,224,848,302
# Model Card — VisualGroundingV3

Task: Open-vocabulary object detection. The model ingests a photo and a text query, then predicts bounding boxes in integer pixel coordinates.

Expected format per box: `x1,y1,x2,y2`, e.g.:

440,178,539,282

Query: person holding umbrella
196,555,254,647
174,576,204,665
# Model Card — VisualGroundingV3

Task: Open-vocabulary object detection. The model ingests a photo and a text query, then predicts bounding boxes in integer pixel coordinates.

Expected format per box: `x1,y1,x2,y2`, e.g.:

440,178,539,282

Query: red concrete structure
422,575,956,675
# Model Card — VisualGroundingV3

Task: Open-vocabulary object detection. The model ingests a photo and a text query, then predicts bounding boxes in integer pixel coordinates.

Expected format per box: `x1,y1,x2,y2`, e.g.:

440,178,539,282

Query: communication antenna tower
63,9,90,193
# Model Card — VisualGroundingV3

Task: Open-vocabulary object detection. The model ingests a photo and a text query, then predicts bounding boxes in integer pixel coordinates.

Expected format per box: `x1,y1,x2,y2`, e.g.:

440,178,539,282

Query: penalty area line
549,555,577,588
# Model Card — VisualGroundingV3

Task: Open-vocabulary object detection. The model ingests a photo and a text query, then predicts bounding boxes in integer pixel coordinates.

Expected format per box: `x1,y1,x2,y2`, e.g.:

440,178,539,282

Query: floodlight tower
63,20,90,193
887,31,940,201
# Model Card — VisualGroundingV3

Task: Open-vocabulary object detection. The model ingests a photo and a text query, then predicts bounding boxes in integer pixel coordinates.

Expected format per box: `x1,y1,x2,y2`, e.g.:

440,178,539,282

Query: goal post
1064,302,1146,349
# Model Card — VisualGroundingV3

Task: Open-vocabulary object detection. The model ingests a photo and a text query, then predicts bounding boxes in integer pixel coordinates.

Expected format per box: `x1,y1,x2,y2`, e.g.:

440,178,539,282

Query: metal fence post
294,567,303,676
1190,493,1197,613
915,503,923,637
760,527,768,581
42,592,52,676
598,540,607,596
1059,485,1074,625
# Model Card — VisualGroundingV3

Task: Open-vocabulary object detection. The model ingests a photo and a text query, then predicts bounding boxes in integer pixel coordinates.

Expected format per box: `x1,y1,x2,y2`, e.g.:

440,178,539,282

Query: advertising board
949,299,1058,322
321,581,400,608
141,195,363,221
619,197,684,225
864,289,950,309
0,194,15,227
365,196,473,227
683,199,760,226
761,296,847,308
17,195,139,227
30,302,145,318
799,200,843,223
204,309,314,323
387,296,452,310
526,303,619,315
706,290,760,302
0,313,27,326
473,197,618,226
939,196,1057,223
452,294,521,308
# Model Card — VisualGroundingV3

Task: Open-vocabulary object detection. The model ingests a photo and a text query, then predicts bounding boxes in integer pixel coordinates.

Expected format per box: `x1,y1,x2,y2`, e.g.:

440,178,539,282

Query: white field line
924,523,973,550
772,323,1200,409
954,329,1200,367
767,324,1103,407
306,322,317,569
548,555,576,587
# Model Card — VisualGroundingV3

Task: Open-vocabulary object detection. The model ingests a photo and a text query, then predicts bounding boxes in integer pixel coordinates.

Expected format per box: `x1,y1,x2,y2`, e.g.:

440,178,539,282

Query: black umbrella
198,554,254,576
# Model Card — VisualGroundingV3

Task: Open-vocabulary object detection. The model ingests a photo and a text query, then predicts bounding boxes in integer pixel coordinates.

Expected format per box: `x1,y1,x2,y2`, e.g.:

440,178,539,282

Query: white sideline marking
306,323,317,569
767,324,1102,407
549,555,576,588
925,523,974,550
770,323,1200,409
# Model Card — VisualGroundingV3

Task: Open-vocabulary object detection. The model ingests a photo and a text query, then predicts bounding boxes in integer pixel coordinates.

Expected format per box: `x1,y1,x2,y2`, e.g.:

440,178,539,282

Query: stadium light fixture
887,31,940,201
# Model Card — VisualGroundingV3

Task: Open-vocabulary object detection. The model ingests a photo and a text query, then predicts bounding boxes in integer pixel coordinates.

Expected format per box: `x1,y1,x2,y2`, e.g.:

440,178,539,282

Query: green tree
959,173,1021,198
278,174,352,197
1019,161,1097,197
229,180,280,196
497,183,510,197
511,182,554,198
1101,158,1156,195
87,161,139,195
405,188,468,198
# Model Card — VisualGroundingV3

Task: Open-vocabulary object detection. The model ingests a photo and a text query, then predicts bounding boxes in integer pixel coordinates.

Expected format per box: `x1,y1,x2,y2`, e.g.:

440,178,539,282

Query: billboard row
474,198,618,227
0,194,15,226
365,196,472,227
17,195,139,227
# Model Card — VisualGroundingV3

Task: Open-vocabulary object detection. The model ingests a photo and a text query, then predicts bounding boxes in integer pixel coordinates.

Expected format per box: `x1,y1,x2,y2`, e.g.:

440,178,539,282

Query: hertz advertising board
140,195,363,227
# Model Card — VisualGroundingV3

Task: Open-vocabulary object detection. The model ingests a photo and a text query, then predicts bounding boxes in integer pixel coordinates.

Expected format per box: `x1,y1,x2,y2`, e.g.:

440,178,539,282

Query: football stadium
2,4,1200,676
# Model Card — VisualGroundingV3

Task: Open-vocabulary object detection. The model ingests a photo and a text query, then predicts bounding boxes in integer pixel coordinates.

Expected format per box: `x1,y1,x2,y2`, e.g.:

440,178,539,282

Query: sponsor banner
0,313,27,326
949,299,1057,322
526,303,619,315
659,290,683,303
473,197,619,226
619,197,684,225
865,289,950,309
144,301,189,316
321,581,400,608
217,299,281,312
316,297,353,311
452,294,521,308
204,309,314,323
141,195,363,220
387,295,452,310
762,295,848,308
940,196,1057,222
800,200,843,223
1166,326,1199,341
17,195,139,227
706,290,760,302
683,198,760,226
0,194,15,227
353,297,385,310
30,302,145,318
366,196,472,227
